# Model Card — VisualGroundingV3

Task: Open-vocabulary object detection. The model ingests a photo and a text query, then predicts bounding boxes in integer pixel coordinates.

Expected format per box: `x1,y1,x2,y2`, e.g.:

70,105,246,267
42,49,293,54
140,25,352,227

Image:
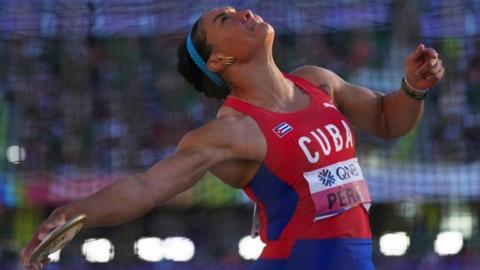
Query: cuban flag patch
273,122,293,138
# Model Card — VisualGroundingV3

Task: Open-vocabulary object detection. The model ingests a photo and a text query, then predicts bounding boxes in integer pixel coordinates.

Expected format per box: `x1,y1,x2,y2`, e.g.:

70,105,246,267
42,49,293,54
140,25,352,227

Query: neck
222,53,294,107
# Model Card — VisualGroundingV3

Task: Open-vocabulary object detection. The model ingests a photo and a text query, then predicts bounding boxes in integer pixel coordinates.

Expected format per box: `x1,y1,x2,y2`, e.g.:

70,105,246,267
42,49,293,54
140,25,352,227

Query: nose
241,9,253,21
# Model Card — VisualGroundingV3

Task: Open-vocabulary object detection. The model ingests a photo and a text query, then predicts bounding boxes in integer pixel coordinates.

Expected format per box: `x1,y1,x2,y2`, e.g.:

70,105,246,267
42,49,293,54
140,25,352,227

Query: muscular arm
30,116,256,235
292,45,444,139
50,116,253,228
62,145,232,227
21,115,262,269
332,73,424,139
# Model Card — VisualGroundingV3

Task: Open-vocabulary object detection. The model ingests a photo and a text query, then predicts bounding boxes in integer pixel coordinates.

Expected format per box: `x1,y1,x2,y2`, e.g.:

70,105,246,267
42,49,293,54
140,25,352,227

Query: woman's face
200,6,274,63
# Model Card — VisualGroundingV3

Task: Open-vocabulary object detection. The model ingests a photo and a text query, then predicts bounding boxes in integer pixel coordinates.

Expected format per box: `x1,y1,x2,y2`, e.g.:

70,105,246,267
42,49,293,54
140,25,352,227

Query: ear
207,53,232,73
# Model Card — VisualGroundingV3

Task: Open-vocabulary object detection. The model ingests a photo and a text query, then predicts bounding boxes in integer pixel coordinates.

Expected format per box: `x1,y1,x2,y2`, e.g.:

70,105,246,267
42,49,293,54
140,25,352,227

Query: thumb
38,229,51,241
38,217,66,240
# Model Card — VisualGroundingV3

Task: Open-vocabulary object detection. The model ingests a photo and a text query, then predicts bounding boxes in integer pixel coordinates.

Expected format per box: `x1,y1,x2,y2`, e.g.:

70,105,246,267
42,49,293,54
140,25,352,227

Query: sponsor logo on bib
303,158,371,221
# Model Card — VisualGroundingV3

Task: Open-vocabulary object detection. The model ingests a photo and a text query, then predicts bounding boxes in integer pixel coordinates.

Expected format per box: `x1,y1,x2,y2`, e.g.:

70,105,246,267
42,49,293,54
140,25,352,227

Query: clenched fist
404,44,445,90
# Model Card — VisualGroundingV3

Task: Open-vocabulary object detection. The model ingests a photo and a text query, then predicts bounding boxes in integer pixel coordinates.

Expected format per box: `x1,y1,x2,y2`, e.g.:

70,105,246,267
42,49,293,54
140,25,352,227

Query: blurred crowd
1,36,218,173
1,33,479,176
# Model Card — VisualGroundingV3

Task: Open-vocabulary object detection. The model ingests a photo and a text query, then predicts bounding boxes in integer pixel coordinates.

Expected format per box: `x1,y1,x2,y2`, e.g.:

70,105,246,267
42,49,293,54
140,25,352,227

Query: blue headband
186,30,225,87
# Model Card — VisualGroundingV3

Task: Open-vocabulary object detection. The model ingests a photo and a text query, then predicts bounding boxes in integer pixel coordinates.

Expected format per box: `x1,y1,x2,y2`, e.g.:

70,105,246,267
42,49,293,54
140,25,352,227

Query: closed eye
213,8,236,25
213,12,230,25
220,14,230,23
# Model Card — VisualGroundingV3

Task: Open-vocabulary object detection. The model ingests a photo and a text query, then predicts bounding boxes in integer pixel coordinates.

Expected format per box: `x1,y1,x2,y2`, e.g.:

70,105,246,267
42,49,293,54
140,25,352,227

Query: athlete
21,6,444,270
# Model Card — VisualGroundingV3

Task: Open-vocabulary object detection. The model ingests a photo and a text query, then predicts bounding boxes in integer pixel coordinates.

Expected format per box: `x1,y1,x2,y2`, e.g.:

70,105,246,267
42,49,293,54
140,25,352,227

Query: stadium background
0,0,479,269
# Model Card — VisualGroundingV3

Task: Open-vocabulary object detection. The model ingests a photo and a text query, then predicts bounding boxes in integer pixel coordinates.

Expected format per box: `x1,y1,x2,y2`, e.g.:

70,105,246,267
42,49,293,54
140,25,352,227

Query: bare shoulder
179,106,265,162
290,65,343,101
181,112,250,146
290,65,336,82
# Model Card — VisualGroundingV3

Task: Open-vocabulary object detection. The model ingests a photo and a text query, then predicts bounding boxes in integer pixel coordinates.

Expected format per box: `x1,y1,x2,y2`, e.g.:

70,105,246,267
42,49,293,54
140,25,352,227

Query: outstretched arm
59,144,233,228
293,44,445,139
20,116,249,269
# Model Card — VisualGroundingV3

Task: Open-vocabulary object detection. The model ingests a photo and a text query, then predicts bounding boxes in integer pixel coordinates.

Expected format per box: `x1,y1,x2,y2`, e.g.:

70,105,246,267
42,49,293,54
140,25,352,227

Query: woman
21,6,444,270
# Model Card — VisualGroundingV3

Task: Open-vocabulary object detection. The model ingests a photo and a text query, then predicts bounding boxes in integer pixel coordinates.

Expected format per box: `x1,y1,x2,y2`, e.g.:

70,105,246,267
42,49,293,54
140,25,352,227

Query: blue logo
318,169,336,186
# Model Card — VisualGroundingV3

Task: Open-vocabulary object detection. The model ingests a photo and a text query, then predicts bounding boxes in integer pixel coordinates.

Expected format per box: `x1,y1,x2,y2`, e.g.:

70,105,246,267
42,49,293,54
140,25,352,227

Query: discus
28,214,87,263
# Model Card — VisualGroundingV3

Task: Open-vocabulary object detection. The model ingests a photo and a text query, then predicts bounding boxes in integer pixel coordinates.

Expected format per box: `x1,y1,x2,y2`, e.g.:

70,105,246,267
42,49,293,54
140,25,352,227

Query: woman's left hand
404,44,445,90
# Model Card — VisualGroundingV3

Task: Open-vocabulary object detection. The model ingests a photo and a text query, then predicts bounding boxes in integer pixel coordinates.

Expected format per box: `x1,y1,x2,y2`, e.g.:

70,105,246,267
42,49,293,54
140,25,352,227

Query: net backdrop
0,0,479,269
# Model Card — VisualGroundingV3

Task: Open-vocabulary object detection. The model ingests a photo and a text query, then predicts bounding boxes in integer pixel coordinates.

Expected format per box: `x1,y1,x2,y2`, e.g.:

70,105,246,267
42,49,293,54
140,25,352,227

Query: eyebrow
213,12,227,25
212,7,235,25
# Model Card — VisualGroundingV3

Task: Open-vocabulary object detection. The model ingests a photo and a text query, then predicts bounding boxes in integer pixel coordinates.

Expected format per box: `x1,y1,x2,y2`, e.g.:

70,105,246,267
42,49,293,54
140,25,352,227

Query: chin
263,23,275,44
256,22,274,40
259,21,274,34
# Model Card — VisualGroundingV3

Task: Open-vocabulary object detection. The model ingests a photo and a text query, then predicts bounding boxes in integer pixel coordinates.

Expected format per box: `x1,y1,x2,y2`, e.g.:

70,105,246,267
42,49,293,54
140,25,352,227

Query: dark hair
177,19,231,100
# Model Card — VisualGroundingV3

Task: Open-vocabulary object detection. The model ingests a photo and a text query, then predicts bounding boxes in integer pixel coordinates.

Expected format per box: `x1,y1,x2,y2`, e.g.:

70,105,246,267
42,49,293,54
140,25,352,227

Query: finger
32,262,41,270
41,257,51,266
423,48,439,59
425,71,441,83
21,255,32,269
44,216,66,229
36,260,45,270
426,67,445,82
20,252,30,268
20,248,28,262
422,60,443,78
415,58,440,77
426,74,439,83
38,219,63,240
21,241,39,266
27,258,42,270
38,230,49,241
408,44,426,62
21,251,31,268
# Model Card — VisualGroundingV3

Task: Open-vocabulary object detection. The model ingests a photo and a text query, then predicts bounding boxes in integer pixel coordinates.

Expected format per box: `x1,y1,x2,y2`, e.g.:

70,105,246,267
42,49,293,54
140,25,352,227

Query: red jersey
223,73,372,260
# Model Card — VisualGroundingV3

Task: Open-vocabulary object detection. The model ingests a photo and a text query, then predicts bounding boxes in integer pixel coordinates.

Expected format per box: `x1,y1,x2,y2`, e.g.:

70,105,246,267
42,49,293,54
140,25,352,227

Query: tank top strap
222,96,273,119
